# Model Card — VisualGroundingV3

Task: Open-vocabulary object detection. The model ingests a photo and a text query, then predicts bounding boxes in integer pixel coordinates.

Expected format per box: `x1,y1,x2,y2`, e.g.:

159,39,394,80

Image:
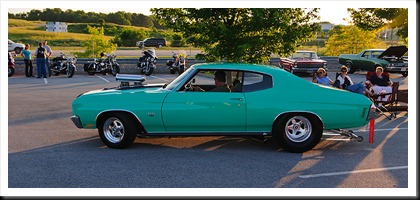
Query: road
6,73,412,197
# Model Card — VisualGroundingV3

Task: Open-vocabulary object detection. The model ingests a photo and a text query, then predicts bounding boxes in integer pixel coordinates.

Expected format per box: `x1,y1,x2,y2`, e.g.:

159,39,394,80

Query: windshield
164,67,195,91
292,52,316,59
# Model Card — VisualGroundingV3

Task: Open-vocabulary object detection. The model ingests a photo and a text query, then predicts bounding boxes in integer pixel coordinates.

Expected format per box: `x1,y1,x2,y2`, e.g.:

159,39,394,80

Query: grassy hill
8,19,115,47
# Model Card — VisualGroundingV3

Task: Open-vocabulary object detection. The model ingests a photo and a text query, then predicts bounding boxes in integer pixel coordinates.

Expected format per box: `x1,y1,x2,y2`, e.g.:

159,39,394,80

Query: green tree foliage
9,8,156,28
171,33,186,47
112,27,147,47
151,8,319,63
75,26,117,58
348,8,408,44
325,26,385,56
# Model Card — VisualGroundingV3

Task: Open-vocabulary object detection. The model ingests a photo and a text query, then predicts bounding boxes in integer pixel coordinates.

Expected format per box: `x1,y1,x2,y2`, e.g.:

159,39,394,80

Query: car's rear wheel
273,113,322,153
98,113,137,149
346,62,355,74
402,71,408,77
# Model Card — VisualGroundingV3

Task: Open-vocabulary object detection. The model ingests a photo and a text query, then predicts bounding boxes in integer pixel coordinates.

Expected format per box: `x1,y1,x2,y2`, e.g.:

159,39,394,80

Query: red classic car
279,50,327,75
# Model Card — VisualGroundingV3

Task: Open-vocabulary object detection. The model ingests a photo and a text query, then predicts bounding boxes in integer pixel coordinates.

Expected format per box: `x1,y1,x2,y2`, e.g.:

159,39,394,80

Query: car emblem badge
148,112,155,116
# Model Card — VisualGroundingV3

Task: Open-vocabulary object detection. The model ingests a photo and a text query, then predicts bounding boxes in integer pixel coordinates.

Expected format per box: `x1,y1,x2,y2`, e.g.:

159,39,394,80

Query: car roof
295,50,316,53
190,62,283,74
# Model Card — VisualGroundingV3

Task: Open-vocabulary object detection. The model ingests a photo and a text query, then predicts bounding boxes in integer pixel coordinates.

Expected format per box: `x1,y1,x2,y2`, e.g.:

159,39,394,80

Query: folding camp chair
366,71,399,120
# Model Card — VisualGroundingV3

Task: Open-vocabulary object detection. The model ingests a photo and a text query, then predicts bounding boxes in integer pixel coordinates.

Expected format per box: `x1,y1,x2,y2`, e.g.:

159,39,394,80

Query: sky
8,7,351,25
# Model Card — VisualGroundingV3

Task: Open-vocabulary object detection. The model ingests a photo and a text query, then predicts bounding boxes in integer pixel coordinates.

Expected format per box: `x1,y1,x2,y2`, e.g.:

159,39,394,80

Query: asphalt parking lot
6,72,412,196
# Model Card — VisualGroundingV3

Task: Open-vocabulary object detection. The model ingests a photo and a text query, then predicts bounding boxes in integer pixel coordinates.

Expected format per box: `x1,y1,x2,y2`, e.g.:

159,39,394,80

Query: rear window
242,72,273,92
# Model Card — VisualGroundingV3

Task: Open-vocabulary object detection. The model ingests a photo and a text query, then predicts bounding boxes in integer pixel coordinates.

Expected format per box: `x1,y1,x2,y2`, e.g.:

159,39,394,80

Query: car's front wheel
98,113,138,149
273,113,322,153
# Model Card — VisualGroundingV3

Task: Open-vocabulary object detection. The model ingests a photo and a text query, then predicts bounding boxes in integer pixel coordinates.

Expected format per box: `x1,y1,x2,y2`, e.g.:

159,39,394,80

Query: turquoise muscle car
71,63,375,153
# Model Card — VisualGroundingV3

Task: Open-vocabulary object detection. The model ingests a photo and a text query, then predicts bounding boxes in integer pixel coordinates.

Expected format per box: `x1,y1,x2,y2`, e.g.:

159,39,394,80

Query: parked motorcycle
50,52,77,78
84,53,120,76
166,50,188,75
137,48,157,76
8,52,15,77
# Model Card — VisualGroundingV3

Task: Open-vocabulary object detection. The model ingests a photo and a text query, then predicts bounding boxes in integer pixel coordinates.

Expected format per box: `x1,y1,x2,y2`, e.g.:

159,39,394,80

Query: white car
8,39,25,54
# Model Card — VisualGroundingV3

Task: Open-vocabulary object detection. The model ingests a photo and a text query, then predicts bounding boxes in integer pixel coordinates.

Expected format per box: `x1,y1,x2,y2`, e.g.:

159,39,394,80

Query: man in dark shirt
369,66,392,101
35,42,47,78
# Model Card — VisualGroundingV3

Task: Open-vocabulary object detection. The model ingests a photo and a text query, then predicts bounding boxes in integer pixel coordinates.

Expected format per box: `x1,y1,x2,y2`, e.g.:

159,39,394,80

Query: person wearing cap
312,68,333,86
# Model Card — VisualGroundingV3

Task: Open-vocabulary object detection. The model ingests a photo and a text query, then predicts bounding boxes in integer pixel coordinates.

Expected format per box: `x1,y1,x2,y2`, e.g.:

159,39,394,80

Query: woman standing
21,44,34,77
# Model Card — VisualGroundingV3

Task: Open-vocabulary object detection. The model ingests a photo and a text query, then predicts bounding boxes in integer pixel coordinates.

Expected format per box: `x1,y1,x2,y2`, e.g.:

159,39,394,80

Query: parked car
338,45,408,77
279,50,327,75
8,39,25,54
71,63,375,153
136,38,166,48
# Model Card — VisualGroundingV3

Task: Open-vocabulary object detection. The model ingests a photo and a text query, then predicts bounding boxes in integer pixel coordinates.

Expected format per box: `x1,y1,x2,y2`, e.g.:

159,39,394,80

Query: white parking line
96,75,110,82
43,78,48,84
150,75,169,82
299,166,408,179
354,127,408,133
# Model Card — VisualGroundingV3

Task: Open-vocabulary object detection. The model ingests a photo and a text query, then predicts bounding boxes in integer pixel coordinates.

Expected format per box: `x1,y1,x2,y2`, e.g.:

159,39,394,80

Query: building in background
46,22,68,32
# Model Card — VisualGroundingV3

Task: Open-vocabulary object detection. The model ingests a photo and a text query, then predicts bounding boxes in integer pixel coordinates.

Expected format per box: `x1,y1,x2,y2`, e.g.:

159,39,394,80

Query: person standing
35,42,47,78
43,40,53,77
21,44,34,77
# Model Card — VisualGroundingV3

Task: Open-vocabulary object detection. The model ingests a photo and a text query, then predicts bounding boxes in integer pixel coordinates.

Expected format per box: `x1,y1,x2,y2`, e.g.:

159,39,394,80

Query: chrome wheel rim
103,117,125,143
284,116,312,143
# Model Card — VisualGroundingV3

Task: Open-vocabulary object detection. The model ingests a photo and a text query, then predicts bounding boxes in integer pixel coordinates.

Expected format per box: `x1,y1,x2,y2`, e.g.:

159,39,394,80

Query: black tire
14,48,22,54
98,113,138,149
8,67,15,77
169,68,176,74
158,44,163,48
144,64,154,76
179,65,185,74
402,71,408,77
66,66,75,78
346,62,355,74
272,113,323,153
112,65,120,76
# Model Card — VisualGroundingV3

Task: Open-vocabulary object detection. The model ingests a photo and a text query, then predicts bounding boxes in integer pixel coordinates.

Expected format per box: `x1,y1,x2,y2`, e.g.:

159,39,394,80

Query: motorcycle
50,52,77,78
166,50,188,75
8,52,15,77
84,52,120,76
137,48,157,76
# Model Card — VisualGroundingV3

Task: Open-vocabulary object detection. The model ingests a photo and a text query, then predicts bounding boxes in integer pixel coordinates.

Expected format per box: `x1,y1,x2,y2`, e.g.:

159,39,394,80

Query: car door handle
230,98,242,101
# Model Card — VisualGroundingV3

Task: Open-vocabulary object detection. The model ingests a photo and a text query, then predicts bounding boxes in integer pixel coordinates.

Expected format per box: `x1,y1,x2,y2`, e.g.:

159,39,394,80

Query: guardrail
12,57,343,75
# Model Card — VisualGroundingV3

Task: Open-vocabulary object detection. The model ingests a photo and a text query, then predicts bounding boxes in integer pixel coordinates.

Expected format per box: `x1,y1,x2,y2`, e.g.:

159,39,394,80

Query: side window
362,52,370,58
371,51,382,58
242,72,273,92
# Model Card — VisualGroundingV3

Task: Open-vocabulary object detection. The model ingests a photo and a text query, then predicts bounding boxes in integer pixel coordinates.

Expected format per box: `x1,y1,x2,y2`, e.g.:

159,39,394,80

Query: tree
75,26,117,58
151,8,319,63
112,27,147,47
171,33,186,47
348,8,408,44
325,26,385,56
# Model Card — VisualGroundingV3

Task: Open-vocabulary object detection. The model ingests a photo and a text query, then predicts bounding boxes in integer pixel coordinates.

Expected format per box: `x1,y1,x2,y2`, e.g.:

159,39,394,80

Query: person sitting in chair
334,65,373,96
313,68,333,86
367,66,393,101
